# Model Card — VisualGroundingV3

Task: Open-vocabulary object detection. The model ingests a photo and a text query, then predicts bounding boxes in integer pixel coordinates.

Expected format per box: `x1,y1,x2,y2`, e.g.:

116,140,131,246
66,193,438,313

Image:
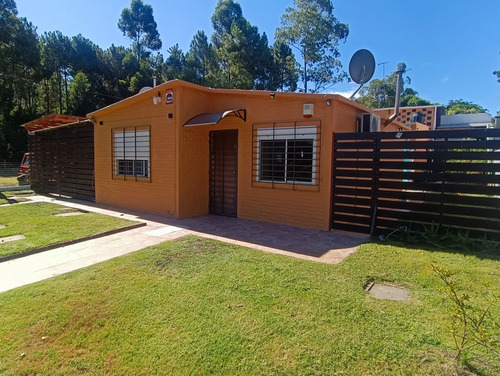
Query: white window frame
113,127,150,179
256,126,317,185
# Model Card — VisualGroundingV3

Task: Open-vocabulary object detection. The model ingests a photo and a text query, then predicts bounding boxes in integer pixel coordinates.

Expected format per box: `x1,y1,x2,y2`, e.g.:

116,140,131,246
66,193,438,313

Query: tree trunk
64,70,69,114
45,80,50,114
58,71,63,114
303,58,308,93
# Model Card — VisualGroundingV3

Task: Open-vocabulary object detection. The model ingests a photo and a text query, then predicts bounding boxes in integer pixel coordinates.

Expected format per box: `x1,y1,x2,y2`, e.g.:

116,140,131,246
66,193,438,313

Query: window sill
252,181,319,191
113,175,151,183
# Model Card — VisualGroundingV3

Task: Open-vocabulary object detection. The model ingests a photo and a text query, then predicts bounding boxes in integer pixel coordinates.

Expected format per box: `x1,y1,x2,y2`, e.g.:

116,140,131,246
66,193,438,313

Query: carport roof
21,114,89,132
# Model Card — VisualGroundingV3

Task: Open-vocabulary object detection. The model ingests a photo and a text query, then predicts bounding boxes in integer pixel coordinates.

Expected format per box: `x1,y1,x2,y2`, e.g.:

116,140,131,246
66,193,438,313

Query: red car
18,152,30,183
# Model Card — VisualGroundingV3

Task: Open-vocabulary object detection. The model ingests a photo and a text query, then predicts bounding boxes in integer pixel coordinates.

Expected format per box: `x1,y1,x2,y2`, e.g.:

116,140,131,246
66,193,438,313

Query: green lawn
0,190,33,205
0,176,18,188
0,236,498,375
0,202,138,258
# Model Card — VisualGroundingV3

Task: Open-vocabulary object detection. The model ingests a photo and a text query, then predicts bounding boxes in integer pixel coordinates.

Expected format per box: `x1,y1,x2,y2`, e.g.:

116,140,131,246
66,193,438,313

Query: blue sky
16,0,500,115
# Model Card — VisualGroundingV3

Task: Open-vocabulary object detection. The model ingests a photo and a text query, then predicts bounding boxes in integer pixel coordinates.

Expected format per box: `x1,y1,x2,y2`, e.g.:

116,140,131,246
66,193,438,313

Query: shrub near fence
331,128,500,240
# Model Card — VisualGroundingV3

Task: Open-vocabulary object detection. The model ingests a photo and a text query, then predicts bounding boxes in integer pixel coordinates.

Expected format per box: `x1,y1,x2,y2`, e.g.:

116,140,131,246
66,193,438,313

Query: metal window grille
252,122,321,190
112,126,151,181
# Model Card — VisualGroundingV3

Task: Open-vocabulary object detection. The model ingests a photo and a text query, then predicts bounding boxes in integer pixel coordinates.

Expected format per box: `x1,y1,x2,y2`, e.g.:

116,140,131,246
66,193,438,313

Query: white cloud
332,89,356,99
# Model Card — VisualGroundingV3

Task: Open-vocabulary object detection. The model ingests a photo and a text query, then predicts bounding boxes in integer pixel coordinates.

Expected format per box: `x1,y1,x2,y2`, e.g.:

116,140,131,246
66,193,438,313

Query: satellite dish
349,49,375,84
349,49,375,100
139,86,152,94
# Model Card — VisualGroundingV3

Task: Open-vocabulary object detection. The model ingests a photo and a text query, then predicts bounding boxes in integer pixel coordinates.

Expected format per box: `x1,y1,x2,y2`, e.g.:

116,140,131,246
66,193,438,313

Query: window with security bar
112,126,151,181
253,125,320,188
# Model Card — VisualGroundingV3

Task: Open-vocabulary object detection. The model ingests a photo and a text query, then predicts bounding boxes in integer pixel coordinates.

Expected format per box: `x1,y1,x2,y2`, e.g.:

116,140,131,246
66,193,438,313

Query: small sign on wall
165,89,173,104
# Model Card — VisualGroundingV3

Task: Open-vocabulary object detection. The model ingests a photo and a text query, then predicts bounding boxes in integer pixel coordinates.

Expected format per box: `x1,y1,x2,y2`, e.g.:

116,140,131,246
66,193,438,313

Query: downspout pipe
384,63,406,127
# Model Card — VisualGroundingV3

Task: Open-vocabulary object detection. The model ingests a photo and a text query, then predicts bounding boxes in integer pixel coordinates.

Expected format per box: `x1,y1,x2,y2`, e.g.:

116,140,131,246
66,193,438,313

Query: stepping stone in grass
54,211,86,217
0,234,26,244
365,281,410,301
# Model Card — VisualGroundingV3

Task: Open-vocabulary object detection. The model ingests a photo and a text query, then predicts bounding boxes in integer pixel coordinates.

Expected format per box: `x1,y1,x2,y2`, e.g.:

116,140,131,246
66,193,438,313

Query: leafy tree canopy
0,0,17,15
208,0,281,90
271,39,298,92
275,0,348,93
355,63,431,109
445,99,487,115
184,30,214,86
0,0,39,160
165,44,185,80
400,88,431,107
211,0,243,47
118,0,162,59
68,71,92,116
356,65,407,108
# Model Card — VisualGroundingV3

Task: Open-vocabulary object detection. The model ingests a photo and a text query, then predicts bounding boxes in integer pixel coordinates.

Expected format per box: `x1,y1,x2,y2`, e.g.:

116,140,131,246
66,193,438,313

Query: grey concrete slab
367,283,410,301
54,211,85,217
0,234,26,243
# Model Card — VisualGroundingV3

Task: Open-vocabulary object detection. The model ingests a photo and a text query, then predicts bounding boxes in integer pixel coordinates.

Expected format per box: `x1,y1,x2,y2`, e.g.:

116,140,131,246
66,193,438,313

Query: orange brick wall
92,82,363,230
174,90,360,230
176,86,211,218
375,105,440,129
93,95,178,216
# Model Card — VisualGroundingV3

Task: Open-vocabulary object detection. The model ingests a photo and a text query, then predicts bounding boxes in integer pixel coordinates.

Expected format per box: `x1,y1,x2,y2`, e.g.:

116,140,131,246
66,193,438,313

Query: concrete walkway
0,195,369,293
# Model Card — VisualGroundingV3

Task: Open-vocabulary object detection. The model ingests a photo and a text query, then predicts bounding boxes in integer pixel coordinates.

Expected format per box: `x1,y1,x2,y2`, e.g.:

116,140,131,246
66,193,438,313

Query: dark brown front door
210,130,238,216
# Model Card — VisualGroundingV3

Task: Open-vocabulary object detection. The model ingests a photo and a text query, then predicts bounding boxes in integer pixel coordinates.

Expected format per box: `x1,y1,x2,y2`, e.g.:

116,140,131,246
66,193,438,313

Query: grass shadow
374,237,500,262
0,191,16,205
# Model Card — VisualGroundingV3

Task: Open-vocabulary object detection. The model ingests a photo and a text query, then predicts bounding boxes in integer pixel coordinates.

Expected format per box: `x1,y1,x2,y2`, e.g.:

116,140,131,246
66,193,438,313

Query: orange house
88,80,386,231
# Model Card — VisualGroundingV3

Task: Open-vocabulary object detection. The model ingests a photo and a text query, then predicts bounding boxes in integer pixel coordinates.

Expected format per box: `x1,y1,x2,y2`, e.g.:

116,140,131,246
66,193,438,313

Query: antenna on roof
378,61,389,78
349,49,375,100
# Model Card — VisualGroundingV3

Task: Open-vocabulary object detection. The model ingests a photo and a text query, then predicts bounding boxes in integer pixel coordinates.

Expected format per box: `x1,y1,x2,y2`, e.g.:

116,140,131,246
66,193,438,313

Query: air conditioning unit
360,113,381,132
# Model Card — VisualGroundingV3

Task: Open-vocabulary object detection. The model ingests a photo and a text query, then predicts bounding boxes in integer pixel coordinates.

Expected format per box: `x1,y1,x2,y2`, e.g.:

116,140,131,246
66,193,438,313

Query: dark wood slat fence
331,128,500,239
29,122,95,201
